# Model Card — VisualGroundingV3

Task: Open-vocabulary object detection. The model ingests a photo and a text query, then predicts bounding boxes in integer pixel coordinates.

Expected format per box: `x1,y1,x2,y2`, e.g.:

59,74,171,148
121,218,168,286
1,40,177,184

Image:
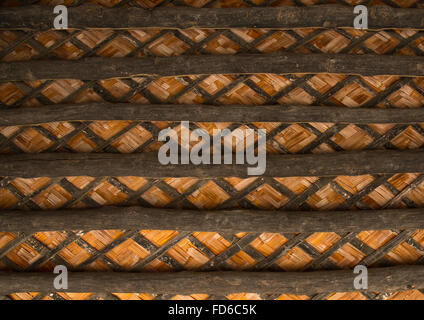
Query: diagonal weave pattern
1,121,424,154
2,2,424,300
2,74,424,109
1,173,424,211
2,218,424,272
2,28,424,63
2,217,424,287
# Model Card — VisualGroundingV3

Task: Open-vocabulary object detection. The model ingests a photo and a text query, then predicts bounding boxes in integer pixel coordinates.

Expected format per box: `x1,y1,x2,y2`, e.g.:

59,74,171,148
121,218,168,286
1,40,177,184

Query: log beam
0,150,423,178
1,103,424,126
1,54,424,81
1,5,424,30
0,266,422,295
1,206,423,233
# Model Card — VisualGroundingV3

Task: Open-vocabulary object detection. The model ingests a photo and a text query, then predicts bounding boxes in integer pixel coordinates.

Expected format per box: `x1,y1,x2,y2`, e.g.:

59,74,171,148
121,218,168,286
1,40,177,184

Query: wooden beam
2,103,424,126
0,265,423,294
1,5,424,30
1,207,424,233
1,54,424,81
0,150,423,178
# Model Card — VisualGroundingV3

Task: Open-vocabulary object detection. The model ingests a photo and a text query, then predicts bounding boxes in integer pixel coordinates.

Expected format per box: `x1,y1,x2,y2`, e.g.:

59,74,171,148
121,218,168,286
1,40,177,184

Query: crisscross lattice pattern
2,1,424,300
3,28,424,63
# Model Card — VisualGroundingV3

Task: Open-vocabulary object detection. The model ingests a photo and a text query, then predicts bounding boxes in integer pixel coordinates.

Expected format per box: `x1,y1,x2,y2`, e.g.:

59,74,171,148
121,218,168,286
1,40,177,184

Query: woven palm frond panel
1,173,424,210
2,74,424,108
1,121,424,154
1,222,424,277
2,28,424,63
1,0,424,8
2,218,424,272
5,289,424,300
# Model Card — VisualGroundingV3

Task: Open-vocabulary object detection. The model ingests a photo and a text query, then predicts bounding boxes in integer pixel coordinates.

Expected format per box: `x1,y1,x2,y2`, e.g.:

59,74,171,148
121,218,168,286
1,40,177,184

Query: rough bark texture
1,206,423,233
1,103,424,126
1,54,424,81
0,266,422,295
1,5,424,30
0,150,422,178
